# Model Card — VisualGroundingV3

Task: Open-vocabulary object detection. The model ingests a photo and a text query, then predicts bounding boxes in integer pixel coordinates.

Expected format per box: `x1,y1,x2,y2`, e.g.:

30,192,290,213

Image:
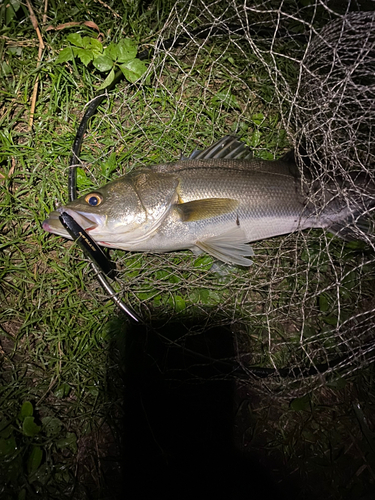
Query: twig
43,0,48,24
26,0,45,131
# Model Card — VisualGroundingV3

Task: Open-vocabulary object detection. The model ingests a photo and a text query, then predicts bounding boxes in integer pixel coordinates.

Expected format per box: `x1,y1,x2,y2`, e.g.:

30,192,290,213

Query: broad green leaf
290,394,311,411
153,295,163,306
76,167,94,190
41,416,62,437
193,255,213,269
56,432,77,453
116,38,138,62
93,55,113,72
211,91,239,110
190,288,222,304
22,416,41,437
82,36,92,49
67,33,84,48
54,382,71,399
19,401,33,419
345,240,366,250
82,37,103,58
74,48,93,67
323,315,338,325
104,42,118,61
318,293,330,312
97,67,116,90
4,453,23,482
252,113,265,125
327,377,347,389
91,47,103,59
0,419,12,438
119,59,147,83
27,446,43,475
18,489,26,500
174,295,186,311
1,61,12,77
5,0,20,24
342,271,356,290
257,150,274,160
0,436,17,457
56,47,74,64
7,45,22,56
250,130,261,148
101,152,117,178
137,291,157,301
29,462,50,486
88,38,103,52
86,386,99,396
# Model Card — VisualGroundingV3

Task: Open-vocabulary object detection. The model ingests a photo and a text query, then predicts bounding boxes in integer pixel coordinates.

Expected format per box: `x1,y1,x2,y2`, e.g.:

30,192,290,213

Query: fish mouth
42,208,100,238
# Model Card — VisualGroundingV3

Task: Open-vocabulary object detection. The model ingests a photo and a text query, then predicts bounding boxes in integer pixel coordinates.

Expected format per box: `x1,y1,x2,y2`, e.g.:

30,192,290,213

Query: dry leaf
46,22,81,31
83,21,101,32
46,21,102,34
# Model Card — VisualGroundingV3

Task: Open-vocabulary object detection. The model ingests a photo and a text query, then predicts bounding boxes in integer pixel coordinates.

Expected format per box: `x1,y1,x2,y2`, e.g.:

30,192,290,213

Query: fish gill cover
74,0,375,398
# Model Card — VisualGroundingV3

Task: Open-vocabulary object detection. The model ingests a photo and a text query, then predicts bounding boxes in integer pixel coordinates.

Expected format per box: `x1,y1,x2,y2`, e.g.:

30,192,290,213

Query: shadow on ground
100,316,296,500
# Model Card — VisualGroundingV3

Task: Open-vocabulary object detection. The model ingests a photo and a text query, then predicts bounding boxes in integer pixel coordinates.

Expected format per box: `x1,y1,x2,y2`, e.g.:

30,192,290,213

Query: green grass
1,0,375,498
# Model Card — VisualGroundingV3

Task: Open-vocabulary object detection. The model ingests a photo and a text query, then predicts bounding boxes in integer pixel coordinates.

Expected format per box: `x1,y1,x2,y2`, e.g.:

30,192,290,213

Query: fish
43,136,374,267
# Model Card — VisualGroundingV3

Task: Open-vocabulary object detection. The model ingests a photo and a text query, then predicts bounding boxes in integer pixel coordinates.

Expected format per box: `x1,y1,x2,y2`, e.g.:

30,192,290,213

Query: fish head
42,177,148,245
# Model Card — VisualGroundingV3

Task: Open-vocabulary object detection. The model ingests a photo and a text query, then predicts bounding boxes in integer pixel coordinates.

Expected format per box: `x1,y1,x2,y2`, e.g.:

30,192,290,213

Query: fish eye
85,193,103,207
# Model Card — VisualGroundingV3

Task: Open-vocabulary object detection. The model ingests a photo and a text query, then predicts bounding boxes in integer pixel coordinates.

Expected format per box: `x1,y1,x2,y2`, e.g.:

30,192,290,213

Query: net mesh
80,0,375,397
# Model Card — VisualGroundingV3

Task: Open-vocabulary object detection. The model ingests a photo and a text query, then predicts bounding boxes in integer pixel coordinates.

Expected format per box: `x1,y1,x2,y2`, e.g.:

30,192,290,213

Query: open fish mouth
42,208,99,238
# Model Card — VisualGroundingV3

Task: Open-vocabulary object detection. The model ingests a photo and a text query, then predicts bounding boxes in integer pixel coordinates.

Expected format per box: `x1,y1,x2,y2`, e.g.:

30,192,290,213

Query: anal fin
196,226,254,267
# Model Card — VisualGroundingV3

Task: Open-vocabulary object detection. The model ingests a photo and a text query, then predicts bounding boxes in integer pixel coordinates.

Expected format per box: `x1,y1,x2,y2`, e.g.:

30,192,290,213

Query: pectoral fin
196,226,254,266
174,198,239,222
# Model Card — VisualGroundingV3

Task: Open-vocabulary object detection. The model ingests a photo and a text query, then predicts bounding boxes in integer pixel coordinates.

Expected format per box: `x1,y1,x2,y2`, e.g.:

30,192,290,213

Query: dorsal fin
187,135,253,160
152,136,301,178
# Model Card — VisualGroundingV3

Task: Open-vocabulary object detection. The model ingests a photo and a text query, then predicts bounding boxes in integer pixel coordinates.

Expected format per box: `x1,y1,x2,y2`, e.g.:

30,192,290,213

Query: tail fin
326,173,375,242
328,212,375,241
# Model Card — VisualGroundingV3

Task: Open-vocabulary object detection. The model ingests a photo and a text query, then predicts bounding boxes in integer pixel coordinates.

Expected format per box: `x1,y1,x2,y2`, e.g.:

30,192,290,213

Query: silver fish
43,136,373,266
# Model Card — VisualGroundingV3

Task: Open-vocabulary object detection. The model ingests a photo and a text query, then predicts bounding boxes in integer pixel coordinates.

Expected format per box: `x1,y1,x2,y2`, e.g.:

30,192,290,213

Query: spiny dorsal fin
187,135,253,160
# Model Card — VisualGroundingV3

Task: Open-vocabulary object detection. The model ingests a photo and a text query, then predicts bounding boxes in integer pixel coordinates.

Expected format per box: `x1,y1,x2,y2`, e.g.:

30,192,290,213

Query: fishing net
79,0,375,398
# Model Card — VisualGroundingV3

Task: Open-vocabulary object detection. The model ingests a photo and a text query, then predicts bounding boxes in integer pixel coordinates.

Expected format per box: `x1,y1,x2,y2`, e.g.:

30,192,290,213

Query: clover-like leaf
41,417,62,438
104,42,119,61
54,382,71,399
56,47,74,64
66,33,84,48
74,48,93,67
93,55,114,72
23,417,41,437
19,401,33,420
116,38,138,62
119,59,147,83
97,67,116,90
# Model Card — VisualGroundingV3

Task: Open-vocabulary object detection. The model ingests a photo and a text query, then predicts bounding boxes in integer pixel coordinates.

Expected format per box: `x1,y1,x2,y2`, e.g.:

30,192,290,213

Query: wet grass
1,0,375,498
